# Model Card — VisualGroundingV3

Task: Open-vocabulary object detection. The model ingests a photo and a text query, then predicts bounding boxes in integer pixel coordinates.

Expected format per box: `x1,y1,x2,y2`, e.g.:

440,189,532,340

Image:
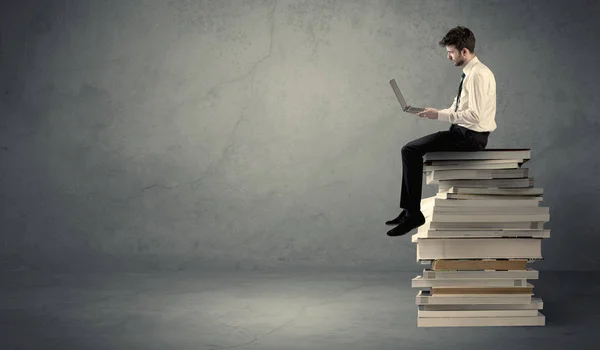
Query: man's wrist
437,110,451,122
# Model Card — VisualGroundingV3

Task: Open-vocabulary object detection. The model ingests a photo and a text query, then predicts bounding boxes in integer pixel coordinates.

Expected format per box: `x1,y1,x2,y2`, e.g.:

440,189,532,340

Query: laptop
389,79,425,114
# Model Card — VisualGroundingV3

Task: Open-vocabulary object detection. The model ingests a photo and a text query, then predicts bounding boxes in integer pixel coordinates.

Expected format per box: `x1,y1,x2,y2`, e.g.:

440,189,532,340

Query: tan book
431,259,528,271
432,284,534,295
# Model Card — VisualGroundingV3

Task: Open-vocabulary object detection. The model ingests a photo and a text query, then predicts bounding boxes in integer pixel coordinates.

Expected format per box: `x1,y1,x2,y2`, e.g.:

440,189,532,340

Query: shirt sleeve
438,96,457,117
438,73,487,124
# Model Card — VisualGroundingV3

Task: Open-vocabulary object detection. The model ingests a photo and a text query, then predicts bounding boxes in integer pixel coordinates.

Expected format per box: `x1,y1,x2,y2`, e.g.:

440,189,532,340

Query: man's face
446,45,466,67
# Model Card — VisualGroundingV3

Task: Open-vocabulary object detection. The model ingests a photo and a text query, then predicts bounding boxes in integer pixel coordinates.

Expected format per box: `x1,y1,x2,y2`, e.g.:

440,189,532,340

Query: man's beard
455,58,465,66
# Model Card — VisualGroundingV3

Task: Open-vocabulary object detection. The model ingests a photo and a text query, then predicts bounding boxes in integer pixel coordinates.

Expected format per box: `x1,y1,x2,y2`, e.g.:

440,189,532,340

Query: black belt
450,124,490,135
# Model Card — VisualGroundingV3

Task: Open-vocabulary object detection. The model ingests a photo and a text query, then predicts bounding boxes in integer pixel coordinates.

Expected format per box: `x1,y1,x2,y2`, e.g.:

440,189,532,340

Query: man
386,26,497,237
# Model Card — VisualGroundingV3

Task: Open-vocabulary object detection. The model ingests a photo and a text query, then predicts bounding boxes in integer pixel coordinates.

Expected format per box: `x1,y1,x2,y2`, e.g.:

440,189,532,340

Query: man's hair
438,26,475,54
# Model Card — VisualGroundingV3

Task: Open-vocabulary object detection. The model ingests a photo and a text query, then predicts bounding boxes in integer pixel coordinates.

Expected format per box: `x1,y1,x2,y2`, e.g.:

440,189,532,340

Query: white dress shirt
437,56,497,132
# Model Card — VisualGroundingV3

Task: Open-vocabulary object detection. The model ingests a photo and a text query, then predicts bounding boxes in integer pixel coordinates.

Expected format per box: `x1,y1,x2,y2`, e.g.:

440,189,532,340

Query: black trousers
400,124,490,212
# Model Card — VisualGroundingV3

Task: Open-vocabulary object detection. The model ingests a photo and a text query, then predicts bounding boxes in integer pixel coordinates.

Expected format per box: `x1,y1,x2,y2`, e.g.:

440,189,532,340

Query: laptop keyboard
406,106,425,113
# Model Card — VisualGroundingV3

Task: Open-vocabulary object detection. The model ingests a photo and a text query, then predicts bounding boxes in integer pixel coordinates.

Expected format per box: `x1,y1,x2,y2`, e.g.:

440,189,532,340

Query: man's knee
401,142,421,157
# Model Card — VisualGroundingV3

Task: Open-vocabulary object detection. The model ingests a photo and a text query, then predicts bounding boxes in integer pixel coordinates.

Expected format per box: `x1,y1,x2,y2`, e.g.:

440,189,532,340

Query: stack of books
411,149,550,327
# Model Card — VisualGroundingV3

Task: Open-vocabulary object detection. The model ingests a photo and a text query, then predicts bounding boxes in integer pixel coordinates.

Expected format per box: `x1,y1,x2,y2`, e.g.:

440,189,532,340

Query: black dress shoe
387,211,426,237
385,210,406,226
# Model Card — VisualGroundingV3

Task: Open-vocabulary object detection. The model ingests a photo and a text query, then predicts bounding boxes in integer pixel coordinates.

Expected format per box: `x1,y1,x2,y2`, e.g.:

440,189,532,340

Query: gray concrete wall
1,0,598,272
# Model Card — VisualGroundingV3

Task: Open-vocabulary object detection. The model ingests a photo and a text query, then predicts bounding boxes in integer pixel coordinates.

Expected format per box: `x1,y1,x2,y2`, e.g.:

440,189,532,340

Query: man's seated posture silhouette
387,26,497,237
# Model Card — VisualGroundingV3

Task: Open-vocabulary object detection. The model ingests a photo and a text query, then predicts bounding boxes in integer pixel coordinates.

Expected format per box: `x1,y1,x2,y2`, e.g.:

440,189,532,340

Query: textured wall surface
1,0,599,272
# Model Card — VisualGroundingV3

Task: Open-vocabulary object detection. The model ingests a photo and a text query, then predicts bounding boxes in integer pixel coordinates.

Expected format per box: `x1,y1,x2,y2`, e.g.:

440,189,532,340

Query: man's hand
416,108,439,119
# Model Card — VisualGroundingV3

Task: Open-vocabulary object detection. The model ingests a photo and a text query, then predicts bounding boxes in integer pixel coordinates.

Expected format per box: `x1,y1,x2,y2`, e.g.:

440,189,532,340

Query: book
437,192,543,200
416,238,543,261
412,275,530,288
417,313,545,327
415,290,532,305
421,268,539,279
423,149,531,162
426,168,529,184
430,259,529,271
415,228,551,239
418,308,540,317
423,220,546,230
424,162,521,172
424,159,526,166
419,297,543,310
444,186,543,196
423,159,523,172
431,284,534,295
421,205,550,222
438,178,535,191
422,197,542,208
423,211,550,223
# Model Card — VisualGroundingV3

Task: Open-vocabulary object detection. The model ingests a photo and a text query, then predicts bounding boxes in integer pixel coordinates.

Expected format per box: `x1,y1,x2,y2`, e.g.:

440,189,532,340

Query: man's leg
388,126,479,236
400,130,464,212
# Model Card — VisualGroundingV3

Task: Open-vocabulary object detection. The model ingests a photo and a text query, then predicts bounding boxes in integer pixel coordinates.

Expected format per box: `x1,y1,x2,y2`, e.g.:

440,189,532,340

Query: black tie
455,72,466,112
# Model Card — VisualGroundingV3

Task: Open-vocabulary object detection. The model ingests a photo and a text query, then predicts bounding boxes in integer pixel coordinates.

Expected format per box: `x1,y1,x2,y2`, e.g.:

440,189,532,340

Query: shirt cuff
437,110,451,122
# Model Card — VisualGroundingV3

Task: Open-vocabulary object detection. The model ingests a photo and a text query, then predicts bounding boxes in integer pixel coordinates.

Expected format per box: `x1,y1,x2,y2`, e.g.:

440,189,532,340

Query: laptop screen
389,79,408,110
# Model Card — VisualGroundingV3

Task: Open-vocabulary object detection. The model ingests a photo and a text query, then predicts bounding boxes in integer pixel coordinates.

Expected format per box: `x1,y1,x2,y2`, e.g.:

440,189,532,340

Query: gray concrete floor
1,270,599,350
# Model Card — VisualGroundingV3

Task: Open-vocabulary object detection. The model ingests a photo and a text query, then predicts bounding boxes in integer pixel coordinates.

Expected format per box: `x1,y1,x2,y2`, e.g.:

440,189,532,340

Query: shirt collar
462,56,480,75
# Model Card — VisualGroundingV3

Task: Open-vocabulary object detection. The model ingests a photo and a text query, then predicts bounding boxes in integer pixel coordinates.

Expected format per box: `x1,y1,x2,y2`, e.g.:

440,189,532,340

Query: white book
425,159,525,166
415,238,543,260
445,187,543,196
417,307,540,318
416,290,532,305
420,297,543,310
423,149,531,162
425,221,545,230
421,197,541,208
421,206,550,222
430,206,548,215
422,269,539,280
419,259,541,265
437,193,543,201
417,312,545,327
412,275,529,288
414,228,551,239
423,205,548,216
423,161,521,172
426,168,529,184
438,178,534,191
426,211,550,223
